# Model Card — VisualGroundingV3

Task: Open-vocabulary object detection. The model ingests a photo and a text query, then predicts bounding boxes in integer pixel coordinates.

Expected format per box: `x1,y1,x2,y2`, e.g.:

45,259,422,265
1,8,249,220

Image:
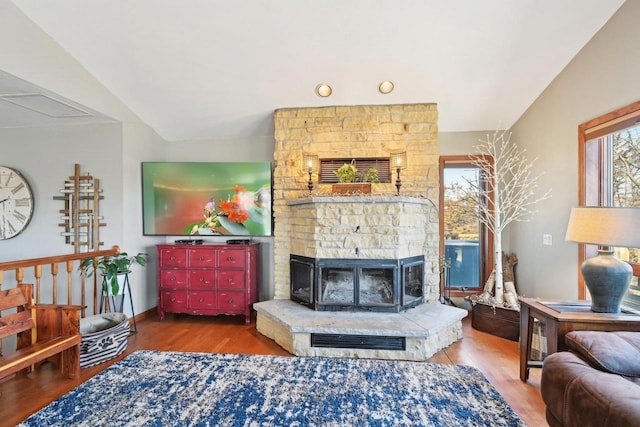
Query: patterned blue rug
20,350,526,426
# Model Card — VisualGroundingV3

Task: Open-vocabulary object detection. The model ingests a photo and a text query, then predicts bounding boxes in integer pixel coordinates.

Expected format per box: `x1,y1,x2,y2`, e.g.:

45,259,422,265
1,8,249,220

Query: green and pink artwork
142,162,272,236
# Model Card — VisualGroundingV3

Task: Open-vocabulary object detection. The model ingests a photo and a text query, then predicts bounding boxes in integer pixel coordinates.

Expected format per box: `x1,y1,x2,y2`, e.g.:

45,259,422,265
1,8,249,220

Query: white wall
440,1,640,300
121,122,167,316
0,0,168,318
0,124,124,259
439,131,488,156
510,0,640,299
0,122,166,319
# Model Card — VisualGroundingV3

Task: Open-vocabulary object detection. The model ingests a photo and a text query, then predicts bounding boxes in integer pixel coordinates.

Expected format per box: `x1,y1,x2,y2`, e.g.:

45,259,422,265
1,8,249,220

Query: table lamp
565,206,640,313
390,151,407,194
301,154,318,193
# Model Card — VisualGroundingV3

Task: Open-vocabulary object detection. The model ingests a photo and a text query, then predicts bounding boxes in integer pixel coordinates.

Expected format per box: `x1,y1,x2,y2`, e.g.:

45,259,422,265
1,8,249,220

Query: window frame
578,100,640,298
439,155,494,297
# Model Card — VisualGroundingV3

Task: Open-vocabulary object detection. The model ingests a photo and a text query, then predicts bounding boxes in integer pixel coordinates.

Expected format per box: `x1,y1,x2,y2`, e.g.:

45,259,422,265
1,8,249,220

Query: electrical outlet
543,234,553,246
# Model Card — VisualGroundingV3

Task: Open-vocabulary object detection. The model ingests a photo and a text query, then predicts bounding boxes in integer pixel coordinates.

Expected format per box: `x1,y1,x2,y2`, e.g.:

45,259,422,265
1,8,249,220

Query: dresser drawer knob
170,276,176,281
227,256,234,262
170,297,176,302
170,256,176,261
199,277,204,282
199,256,204,261
199,297,205,303
228,298,234,304
228,278,233,283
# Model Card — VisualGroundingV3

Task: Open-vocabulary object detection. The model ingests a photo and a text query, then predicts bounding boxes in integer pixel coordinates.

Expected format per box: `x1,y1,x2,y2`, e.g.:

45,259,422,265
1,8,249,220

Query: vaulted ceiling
2,0,626,141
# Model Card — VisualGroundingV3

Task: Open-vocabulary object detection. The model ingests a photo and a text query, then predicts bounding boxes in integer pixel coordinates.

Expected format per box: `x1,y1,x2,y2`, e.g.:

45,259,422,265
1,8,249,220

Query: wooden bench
0,284,83,380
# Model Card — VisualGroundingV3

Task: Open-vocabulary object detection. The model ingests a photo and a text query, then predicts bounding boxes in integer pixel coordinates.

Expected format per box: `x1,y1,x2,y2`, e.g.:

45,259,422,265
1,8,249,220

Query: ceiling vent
0,93,91,118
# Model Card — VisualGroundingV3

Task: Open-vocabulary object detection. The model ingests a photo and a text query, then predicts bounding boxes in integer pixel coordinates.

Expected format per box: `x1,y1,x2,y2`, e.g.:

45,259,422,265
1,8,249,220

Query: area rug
19,350,526,426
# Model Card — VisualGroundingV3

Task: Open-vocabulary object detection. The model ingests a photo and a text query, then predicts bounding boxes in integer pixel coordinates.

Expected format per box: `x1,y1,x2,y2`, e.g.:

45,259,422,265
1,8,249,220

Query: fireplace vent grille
311,333,406,350
319,158,391,183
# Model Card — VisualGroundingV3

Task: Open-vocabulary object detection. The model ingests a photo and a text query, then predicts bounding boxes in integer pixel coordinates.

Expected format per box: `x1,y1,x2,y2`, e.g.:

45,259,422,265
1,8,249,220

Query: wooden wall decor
53,164,106,253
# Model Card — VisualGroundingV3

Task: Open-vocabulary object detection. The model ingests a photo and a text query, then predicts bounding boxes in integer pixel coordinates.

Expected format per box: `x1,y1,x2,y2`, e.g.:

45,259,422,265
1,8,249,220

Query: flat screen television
141,162,272,237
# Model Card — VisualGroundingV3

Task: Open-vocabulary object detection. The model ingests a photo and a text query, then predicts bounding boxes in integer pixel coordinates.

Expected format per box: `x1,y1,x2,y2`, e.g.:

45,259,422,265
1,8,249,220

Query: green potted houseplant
80,252,148,295
332,160,379,194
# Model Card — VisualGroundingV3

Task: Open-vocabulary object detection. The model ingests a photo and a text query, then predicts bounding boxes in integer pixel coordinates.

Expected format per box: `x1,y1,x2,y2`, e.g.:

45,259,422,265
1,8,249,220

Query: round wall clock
0,166,35,240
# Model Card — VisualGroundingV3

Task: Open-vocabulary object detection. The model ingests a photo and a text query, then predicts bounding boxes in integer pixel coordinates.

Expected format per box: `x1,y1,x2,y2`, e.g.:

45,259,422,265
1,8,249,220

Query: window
579,101,640,305
439,156,494,296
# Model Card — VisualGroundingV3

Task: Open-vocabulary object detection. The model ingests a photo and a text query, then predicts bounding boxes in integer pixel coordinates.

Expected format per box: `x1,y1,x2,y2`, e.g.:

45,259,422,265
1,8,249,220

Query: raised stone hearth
255,300,468,361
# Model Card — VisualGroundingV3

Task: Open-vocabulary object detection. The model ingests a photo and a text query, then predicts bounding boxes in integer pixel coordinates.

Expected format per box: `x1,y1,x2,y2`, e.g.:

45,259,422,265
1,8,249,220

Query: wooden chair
0,284,83,380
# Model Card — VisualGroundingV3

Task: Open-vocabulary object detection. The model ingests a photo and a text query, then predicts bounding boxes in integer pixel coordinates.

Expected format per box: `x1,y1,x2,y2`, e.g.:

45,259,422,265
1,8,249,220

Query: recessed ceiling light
378,81,394,94
315,84,332,97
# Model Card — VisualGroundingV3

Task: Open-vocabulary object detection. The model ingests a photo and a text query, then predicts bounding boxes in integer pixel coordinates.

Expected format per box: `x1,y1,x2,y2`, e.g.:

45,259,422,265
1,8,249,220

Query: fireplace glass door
290,256,315,305
403,262,424,305
319,267,355,305
318,263,398,309
293,255,424,312
358,267,395,306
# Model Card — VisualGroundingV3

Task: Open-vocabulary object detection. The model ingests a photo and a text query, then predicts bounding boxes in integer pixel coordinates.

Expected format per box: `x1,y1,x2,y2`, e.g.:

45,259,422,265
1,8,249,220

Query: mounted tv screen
141,162,272,237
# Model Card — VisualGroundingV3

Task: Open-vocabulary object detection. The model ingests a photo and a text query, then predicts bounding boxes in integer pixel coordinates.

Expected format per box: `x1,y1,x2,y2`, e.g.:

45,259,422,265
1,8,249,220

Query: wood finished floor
0,310,545,427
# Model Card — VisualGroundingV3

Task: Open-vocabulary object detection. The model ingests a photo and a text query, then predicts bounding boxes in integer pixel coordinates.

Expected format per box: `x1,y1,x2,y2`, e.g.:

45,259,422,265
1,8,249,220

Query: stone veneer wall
273,104,439,300
287,196,434,260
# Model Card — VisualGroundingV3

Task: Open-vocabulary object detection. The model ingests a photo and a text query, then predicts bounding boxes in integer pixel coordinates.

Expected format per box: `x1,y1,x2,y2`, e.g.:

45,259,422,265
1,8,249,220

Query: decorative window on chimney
580,100,640,306
319,158,391,183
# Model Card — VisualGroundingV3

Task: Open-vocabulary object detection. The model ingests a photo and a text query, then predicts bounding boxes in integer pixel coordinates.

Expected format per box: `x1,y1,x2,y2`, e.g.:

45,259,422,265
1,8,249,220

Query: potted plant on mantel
332,160,379,194
80,251,148,295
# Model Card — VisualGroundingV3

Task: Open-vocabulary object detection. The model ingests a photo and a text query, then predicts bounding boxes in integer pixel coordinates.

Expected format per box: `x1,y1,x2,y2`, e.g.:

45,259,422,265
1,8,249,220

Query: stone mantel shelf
287,195,434,206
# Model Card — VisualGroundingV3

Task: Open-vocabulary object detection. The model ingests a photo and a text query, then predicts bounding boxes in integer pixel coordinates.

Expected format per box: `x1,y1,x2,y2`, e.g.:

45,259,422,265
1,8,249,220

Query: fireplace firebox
290,254,424,312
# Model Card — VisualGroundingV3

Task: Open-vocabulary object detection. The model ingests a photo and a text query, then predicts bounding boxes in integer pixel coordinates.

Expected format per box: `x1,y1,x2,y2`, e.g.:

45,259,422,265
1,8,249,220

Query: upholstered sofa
541,330,640,427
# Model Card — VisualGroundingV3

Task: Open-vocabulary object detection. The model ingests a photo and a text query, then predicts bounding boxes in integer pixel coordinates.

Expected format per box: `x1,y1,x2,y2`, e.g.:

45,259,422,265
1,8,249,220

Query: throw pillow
565,331,640,377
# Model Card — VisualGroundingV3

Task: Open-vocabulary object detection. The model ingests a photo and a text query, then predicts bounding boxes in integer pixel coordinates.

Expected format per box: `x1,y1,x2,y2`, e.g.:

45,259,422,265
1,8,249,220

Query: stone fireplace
254,104,468,361
287,195,434,312
270,104,441,301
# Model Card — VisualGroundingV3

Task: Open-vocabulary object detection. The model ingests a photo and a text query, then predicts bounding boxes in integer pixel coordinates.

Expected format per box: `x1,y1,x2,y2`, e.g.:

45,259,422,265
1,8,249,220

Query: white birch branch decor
464,129,551,310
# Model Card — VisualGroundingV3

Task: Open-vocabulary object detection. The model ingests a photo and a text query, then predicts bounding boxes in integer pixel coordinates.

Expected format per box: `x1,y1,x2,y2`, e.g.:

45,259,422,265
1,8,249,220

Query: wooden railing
0,246,120,318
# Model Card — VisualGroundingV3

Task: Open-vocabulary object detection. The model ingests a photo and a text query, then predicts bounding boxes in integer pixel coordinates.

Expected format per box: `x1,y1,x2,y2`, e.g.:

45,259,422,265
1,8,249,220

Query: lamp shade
301,154,319,173
565,207,640,248
390,151,407,170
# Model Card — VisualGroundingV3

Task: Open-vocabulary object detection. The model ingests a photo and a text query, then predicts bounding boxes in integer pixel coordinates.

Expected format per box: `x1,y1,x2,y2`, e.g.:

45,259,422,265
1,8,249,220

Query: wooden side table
519,297,640,382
